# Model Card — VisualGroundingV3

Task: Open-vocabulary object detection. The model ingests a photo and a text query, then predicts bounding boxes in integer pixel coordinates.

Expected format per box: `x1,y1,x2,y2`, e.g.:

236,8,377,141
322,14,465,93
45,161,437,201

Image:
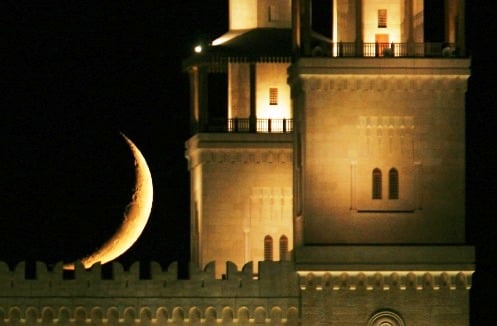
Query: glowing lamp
194,45,203,53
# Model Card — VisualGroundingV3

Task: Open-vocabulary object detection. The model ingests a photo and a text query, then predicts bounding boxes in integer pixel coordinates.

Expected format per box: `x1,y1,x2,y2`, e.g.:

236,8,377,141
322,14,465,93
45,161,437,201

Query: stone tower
184,0,474,323
289,0,474,324
184,0,295,276
0,1,474,325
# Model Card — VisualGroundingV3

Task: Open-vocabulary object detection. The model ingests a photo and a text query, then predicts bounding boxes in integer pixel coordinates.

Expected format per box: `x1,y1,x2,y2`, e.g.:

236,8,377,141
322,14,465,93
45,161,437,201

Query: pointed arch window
279,235,288,260
264,235,273,261
372,168,382,199
389,168,399,199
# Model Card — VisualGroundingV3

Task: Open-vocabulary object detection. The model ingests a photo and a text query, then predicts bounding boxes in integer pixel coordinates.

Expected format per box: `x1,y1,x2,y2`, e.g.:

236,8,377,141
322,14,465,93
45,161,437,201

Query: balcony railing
198,118,294,133
313,42,460,58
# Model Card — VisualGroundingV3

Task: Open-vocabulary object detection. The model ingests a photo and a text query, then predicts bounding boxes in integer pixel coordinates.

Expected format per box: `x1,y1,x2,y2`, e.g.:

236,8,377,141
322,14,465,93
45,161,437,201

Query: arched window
264,235,273,261
372,168,382,199
389,168,399,199
279,235,288,260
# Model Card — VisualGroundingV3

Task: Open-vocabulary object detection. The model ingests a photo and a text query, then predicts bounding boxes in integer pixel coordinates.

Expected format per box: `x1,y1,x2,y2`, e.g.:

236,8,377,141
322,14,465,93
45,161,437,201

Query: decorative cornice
297,271,472,291
200,149,292,165
299,75,469,92
290,57,471,77
185,133,294,168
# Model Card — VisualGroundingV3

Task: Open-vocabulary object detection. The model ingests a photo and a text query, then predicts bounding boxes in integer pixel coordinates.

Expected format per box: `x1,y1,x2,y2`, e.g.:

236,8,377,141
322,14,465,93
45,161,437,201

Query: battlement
0,260,298,297
0,260,299,325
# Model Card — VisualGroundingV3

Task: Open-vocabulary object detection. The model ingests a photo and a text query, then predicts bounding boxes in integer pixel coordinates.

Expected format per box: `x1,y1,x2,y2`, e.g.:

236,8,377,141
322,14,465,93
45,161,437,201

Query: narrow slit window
372,168,382,199
264,235,273,261
269,5,280,22
389,168,399,199
269,88,278,105
378,9,387,28
279,235,288,260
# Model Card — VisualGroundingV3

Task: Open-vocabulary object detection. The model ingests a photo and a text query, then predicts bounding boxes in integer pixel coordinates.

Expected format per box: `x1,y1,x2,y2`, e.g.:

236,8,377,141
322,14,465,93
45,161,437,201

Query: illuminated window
264,235,273,261
372,168,382,199
279,235,288,259
378,9,387,28
269,88,278,105
389,168,399,199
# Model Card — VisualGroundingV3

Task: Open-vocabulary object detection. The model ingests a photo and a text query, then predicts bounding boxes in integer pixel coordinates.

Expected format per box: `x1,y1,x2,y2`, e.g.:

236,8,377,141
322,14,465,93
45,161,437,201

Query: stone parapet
0,260,299,325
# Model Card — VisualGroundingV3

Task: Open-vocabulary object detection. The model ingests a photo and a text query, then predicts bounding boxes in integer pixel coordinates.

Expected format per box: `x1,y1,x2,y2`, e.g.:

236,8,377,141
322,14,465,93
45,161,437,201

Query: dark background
1,1,496,324
2,1,229,268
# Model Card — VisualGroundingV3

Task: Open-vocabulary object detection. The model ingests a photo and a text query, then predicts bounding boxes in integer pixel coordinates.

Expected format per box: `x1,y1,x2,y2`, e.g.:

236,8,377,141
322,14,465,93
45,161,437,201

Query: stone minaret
290,0,474,324
185,0,473,323
184,0,294,277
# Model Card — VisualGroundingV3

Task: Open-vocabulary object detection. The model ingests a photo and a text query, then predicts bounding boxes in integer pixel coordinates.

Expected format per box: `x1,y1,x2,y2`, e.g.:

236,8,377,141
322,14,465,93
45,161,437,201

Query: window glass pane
279,235,288,259
269,88,278,105
372,168,382,199
389,168,399,199
264,235,273,261
378,9,387,28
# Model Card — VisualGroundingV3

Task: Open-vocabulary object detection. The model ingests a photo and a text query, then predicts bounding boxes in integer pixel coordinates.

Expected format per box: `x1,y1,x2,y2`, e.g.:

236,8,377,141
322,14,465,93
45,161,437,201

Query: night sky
2,1,228,268
2,0,496,322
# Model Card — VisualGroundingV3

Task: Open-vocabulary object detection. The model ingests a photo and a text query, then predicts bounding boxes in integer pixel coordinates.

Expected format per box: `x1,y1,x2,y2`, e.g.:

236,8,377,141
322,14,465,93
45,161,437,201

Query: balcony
197,118,294,134
312,42,461,58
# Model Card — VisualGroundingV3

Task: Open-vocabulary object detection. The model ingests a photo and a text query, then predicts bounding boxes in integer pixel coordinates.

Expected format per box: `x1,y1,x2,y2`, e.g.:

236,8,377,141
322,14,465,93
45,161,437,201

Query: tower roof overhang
183,28,293,69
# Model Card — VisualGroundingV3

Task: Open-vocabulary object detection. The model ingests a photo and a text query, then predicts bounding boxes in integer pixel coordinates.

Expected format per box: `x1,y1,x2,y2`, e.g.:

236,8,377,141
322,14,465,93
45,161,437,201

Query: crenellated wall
0,260,299,325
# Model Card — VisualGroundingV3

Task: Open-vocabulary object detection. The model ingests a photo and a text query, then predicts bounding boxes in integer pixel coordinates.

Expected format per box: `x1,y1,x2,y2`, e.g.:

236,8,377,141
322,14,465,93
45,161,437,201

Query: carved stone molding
0,305,299,326
301,75,468,92
200,150,292,165
297,271,472,291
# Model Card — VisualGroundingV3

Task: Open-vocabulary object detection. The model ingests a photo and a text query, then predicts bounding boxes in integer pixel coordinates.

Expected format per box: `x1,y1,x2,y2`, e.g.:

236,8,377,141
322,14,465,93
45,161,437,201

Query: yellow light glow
64,133,153,270
212,30,247,46
362,1,401,56
194,45,203,53
254,63,292,132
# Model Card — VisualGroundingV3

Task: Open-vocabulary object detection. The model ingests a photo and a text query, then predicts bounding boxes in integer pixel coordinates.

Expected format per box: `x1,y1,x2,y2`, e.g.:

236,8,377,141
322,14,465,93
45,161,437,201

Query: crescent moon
65,133,153,269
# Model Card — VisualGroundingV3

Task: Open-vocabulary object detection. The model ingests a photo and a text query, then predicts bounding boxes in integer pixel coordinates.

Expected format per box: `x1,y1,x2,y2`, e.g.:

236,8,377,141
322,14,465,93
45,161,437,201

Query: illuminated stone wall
228,62,292,124
186,133,293,276
255,63,292,122
0,259,472,325
229,0,291,30
290,57,470,245
0,260,299,325
299,271,471,325
333,0,424,44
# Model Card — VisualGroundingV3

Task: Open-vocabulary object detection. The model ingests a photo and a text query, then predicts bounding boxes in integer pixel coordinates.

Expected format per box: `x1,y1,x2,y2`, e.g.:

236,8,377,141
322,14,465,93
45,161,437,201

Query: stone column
244,228,250,263
249,63,257,132
406,0,415,56
301,0,312,56
292,0,304,56
355,0,363,56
